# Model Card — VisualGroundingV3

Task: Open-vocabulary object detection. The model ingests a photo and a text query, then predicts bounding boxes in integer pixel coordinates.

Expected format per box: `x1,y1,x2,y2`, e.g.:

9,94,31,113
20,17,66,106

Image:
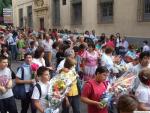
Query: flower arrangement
53,80,66,92
99,89,112,108
30,63,39,79
99,72,136,108
46,68,77,109
112,63,127,74
111,72,135,95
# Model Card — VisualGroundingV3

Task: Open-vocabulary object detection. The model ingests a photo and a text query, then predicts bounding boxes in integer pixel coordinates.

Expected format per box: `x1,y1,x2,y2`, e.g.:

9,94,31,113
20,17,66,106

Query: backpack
17,66,24,79
29,83,42,99
13,66,26,99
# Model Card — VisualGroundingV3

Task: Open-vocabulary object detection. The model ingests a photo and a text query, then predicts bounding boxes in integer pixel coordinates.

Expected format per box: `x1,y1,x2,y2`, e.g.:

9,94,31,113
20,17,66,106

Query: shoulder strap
17,66,24,80
35,83,42,99
21,67,24,80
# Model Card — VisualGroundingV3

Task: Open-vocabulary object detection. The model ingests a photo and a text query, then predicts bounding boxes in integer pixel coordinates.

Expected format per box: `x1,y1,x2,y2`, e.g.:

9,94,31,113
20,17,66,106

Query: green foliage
0,0,12,16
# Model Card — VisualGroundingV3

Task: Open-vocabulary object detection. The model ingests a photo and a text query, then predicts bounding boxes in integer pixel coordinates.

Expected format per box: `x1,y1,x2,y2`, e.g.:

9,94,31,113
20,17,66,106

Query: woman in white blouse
32,47,46,67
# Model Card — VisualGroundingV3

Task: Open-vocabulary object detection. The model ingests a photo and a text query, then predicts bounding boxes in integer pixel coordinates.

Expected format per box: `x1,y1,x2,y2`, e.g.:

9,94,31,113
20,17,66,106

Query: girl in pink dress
82,43,99,81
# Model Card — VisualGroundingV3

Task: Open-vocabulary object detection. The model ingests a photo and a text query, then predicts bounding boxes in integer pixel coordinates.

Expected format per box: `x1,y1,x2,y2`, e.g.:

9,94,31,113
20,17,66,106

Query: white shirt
132,64,150,92
116,38,120,47
7,35,18,45
42,39,53,52
90,34,96,39
32,81,50,110
135,83,150,107
16,63,32,92
32,58,46,67
120,41,129,52
143,45,150,52
101,53,114,71
56,59,65,73
0,67,13,99
51,49,57,67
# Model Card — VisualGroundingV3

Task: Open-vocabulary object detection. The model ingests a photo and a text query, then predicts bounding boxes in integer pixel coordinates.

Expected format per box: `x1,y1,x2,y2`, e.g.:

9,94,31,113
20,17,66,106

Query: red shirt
106,40,115,49
81,79,108,113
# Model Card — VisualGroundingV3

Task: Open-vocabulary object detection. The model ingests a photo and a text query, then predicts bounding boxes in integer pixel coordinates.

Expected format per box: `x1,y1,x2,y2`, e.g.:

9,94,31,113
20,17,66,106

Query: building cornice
17,1,33,6
34,5,48,12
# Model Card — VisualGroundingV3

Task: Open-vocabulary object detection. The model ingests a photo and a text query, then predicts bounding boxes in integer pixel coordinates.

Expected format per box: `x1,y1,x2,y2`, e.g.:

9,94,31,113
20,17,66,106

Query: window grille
52,0,60,26
97,0,113,23
27,6,33,28
71,0,82,25
137,0,150,22
19,8,23,27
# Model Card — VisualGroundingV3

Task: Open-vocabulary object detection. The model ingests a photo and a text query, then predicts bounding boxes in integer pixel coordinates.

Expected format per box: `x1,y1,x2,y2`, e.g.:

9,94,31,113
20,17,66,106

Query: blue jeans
62,95,80,113
0,96,18,113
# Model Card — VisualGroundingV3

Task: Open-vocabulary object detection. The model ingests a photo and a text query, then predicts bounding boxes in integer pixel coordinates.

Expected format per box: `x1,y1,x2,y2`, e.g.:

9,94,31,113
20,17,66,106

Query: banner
3,8,13,24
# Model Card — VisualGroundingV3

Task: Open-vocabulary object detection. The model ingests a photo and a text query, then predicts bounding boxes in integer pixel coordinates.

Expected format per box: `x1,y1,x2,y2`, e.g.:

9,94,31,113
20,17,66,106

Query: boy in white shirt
32,66,50,113
0,55,18,113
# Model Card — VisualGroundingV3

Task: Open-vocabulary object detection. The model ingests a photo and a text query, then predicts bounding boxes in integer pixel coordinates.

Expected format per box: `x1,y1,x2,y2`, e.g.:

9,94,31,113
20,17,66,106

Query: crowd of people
0,27,150,113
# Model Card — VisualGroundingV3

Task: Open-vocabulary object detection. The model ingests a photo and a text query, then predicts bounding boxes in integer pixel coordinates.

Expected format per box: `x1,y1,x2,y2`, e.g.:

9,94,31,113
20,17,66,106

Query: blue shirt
16,63,32,92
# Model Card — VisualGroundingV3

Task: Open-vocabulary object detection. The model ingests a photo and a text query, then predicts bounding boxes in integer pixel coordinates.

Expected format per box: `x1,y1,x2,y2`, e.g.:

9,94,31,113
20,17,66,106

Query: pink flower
31,63,39,72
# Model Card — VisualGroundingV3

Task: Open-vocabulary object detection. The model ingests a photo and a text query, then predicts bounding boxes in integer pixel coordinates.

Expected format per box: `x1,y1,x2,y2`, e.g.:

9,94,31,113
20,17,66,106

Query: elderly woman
82,43,100,81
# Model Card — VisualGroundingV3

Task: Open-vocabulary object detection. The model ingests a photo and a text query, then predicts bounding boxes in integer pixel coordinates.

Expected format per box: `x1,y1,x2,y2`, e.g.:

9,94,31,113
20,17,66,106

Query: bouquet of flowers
99,83,113,108
110,72,135,97
45,68,77,112
112,63,127,74
99,72,136,107
112,56,127,74
0,75,9,87
30,63,39,79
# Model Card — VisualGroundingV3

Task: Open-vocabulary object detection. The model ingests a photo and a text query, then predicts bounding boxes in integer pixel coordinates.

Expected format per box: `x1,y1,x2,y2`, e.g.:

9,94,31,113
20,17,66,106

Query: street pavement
11,61,87,113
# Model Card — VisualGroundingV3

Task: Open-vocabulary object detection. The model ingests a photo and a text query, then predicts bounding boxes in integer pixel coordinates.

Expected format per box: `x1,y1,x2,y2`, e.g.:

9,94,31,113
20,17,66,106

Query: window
138,0,150,21
143,0,150,21
19,8,23,28
27,6,33,28
98,0,113,23
71,0,82,25
52,0,60,26
62,0,66,5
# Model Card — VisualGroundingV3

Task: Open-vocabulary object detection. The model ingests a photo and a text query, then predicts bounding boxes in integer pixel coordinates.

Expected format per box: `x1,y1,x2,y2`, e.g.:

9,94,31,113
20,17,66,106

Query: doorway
40,17,44,30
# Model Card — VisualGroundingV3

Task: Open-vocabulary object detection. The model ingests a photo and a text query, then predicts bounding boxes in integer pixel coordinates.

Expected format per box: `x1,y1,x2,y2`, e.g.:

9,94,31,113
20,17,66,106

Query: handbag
13,66,26,99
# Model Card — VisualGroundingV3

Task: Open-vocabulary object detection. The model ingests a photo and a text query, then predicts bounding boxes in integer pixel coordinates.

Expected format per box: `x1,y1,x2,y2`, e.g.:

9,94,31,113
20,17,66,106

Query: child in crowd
0,55,18,113
81,66,109,113
32,66,51,113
